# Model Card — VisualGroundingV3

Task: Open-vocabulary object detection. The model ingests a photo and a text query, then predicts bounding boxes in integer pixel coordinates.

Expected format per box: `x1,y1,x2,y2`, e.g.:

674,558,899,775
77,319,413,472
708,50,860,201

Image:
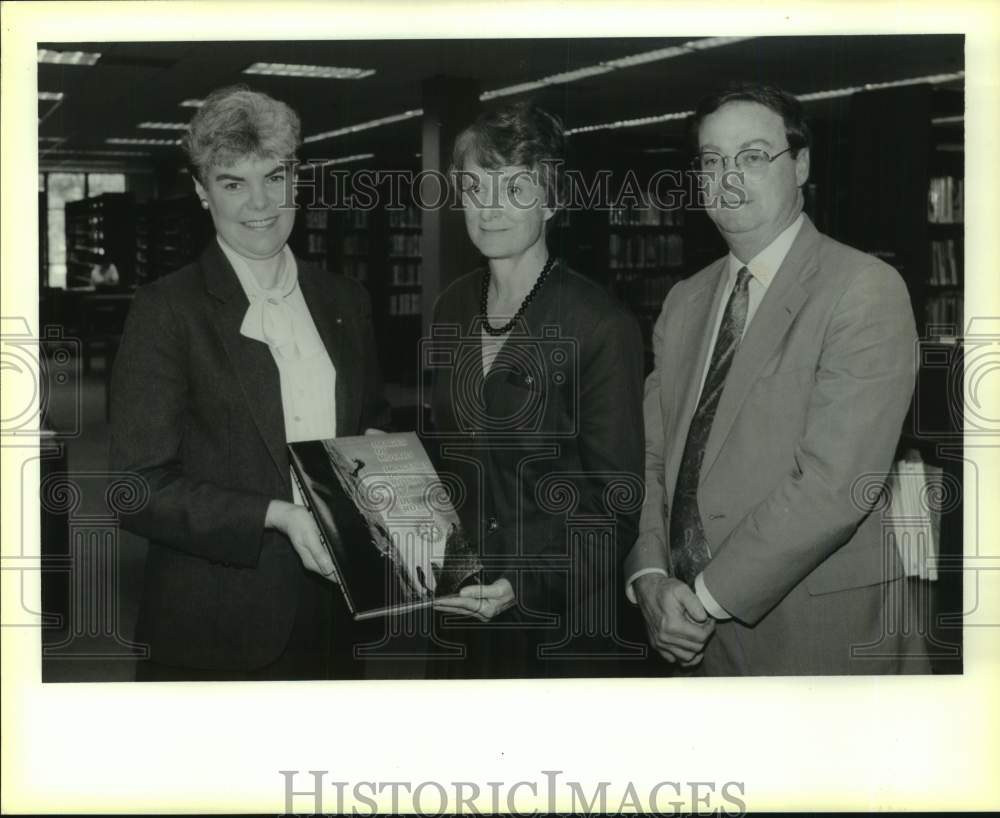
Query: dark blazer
428,262,644,674
626,215,928,674
109,240,390,672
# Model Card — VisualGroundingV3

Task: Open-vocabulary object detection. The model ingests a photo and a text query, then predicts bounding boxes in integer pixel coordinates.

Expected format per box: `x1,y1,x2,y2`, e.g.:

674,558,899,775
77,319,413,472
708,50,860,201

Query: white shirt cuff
694,572,730,620
624,567,669,604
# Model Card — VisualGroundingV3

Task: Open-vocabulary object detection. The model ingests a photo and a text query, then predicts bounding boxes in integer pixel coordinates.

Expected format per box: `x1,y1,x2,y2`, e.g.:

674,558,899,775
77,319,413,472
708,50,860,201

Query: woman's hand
433,578,515,621
265,499,339,582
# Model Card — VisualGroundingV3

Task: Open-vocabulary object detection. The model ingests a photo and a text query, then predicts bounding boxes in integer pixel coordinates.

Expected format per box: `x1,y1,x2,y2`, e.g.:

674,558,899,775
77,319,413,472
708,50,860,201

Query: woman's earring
200,200,209,209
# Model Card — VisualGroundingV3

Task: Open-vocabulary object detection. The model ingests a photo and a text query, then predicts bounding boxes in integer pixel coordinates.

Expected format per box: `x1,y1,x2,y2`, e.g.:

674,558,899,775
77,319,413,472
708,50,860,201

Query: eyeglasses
690,147,793,177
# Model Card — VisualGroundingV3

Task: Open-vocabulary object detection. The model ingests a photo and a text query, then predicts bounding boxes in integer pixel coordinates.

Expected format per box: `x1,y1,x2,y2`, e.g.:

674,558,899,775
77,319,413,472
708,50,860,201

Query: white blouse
218,237,337,505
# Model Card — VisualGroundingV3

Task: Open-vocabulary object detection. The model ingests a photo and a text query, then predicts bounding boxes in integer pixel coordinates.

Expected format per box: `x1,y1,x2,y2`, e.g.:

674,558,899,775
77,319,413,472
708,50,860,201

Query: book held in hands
288,433,482,620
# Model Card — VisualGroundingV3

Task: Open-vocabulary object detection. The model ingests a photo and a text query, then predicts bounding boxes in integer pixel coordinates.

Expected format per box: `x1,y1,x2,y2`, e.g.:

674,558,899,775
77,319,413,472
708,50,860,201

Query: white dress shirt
219,237,338,506
628,213,804,618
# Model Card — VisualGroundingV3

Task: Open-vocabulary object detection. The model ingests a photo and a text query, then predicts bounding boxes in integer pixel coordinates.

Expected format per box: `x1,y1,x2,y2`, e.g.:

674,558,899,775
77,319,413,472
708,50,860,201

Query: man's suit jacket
428,263,645,675
109,240,390,671
625,215,927,675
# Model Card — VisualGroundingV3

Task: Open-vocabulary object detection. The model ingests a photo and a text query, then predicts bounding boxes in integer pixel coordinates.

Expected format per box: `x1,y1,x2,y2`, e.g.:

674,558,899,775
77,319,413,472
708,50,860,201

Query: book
288,432,482,620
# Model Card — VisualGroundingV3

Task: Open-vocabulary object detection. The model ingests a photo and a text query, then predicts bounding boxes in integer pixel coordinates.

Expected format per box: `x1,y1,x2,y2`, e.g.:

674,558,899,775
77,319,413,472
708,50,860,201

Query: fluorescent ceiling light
180,99,204,108
305,38,749,144
38,91,64,102
305,153,375,167
39,136,66,143
304,109,423,144
481,37,752,100
44,148,151,157
570,71,966,135
796,71,965,101
139,122,190,130
37,49,101,66
481,65,612,100
568,110,693,135
244,62,375,80
107,137,182,146
932,115,964,125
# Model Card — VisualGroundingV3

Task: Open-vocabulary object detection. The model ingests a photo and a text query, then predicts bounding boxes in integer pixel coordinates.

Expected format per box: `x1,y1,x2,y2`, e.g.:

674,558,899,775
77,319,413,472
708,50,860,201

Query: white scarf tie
225,243,323,360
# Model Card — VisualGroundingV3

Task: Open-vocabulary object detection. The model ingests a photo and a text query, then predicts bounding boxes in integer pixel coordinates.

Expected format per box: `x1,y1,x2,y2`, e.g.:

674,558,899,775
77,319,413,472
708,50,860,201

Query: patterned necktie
669,266,752,585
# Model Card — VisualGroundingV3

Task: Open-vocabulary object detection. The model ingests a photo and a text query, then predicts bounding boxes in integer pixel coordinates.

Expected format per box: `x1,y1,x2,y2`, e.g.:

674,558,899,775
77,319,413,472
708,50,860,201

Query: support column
419,76,482,337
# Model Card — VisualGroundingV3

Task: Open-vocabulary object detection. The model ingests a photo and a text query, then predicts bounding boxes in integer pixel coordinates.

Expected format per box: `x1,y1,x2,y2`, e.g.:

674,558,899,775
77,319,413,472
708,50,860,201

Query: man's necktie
669,266,752,585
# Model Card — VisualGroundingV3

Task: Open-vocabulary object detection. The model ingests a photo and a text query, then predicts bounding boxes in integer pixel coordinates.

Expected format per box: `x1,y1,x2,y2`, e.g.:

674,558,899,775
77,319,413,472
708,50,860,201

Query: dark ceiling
38,35,965,167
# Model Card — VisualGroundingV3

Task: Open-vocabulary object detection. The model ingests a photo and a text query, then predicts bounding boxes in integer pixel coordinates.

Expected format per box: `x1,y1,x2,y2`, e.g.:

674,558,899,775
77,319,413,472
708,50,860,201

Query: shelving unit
844,84,965,673
386,203,422,319
607,200,685,337
64,193,136,288
289,207,331,271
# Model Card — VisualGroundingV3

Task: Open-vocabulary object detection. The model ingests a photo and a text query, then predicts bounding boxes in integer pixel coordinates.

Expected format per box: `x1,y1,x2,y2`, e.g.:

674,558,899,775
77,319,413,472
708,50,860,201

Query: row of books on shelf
388,233,421,257
927,176,963,224
608,205,684,227
342,259,368,281
387,206,422,228
388,292,422,316
343,235,368,255
304,210,329,230
925,293,963,329
615,271,684,310
305,233,328,255
347,209,370,229
929,239,961,286
390,261,421,286
609,232,683,269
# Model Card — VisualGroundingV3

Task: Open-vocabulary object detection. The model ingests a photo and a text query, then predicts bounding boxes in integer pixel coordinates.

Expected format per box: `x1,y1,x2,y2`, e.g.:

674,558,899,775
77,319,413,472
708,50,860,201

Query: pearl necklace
480,256,556,336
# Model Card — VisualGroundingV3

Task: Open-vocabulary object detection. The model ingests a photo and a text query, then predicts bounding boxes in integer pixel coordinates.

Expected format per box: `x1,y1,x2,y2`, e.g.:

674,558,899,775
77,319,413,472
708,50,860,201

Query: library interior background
34,35,965,680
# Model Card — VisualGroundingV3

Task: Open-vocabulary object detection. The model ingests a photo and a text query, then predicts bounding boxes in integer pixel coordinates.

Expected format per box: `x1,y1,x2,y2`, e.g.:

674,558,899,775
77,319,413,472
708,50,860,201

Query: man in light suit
626,83,930,675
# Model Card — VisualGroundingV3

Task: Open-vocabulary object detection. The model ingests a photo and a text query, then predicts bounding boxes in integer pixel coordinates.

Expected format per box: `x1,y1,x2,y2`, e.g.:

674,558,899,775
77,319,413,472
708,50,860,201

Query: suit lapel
297,265,352,435
699,220,817,481
202,241,288,479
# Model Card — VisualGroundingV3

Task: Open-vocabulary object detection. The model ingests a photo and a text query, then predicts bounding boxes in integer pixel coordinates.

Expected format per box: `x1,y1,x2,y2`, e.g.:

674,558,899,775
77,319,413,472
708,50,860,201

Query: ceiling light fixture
305,38,750,144
106,137,183,146
931,114,964,125
481,37,752,100
44,148,151,157
38,91,65,102
180,99,204,108
37,49,101,66
139,122,190,130
304,153,375,167
244,62,375,80
795,71,965,101
569,71,966,135
304,109,423,144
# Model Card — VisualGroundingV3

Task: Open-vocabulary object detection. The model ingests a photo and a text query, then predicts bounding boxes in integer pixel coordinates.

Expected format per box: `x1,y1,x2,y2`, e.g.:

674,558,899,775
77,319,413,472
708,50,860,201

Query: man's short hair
689,82,811,157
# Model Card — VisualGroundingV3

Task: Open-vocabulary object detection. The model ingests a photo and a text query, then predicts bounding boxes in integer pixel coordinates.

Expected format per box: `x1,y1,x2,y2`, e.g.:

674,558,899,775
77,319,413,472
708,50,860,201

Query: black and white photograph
2,1,998,814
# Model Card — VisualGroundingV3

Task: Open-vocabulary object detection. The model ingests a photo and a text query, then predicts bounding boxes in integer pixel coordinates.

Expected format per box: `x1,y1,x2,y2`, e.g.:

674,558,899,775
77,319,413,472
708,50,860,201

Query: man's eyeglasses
690,147,793,177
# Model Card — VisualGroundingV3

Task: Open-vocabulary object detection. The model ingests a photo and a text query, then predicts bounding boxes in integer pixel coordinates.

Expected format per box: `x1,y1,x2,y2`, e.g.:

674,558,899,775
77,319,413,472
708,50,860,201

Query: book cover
288,433,482,620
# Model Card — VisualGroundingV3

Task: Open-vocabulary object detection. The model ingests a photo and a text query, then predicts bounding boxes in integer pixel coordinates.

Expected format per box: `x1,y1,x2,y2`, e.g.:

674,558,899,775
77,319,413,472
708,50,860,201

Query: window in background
86,173,126,196
42,172,126,288
45,172,85,290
